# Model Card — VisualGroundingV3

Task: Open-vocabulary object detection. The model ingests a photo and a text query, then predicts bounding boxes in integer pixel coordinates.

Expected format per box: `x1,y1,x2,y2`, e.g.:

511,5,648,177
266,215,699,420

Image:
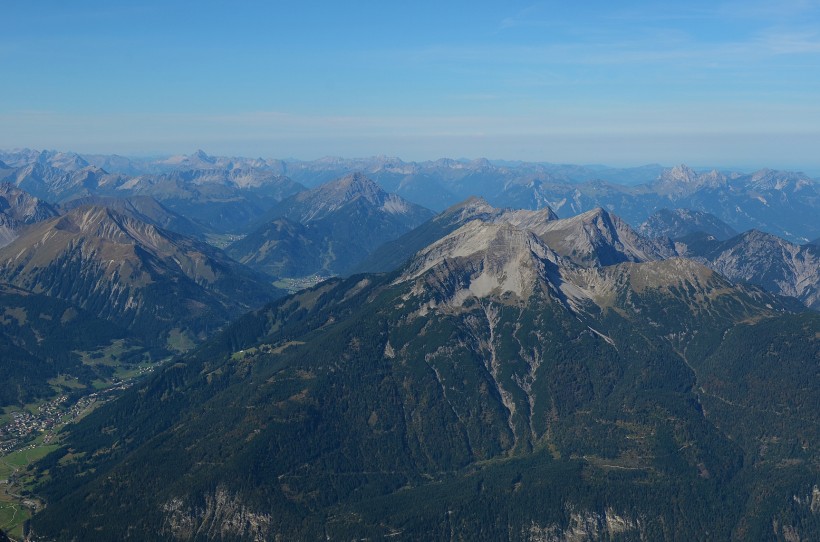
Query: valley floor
0,362,161,540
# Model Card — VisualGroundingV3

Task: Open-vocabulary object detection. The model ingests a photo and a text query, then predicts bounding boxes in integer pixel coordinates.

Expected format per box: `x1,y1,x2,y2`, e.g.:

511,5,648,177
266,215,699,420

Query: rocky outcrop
398,220,563,304
0,183,59,247
536,207,675,267
162,487,271,541
679,229,820,310
525,508,643,542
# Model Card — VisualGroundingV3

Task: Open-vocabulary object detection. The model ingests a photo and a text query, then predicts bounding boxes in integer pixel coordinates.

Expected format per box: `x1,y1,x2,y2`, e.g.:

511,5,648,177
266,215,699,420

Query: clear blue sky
3,1,820,171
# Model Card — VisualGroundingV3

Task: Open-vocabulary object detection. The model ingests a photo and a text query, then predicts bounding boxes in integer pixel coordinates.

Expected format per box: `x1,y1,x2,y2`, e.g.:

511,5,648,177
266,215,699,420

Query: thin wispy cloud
757,30,820,54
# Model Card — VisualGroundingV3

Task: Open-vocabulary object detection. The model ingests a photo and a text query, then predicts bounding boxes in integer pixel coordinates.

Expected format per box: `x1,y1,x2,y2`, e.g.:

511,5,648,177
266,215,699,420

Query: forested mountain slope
28,221,819,541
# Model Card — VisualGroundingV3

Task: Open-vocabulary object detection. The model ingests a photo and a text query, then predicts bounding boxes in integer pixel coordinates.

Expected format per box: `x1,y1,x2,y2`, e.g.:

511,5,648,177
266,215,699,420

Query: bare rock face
652,164,727,197
536,207,675,267
283,172,427,223
525,508,643,542
398,220,563,304
679,229,820,310
491,206,559,232
352,196,560,274
162,487,272,541
393,219,752,318
0,183,59,247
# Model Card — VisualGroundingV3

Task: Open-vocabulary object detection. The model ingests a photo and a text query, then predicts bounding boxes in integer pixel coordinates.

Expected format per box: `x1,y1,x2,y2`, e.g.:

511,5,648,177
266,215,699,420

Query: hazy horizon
4,145,820,178
3,2,820,173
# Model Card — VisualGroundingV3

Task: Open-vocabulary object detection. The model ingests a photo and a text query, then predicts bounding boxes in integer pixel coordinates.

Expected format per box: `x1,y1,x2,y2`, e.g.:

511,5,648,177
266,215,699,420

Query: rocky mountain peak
33,205,201,264
655,164,727,196
330,171,380,192
541,205,615,238
436,197,558,233
580,206,614,223
438,196,496,224
192,149,216,164
51,206,152,245
668,164,697,181
36,150,90,172
729,229,806,254
745,169,814,191
398,220,562,302
0,183,58,223
537,207,675,267
739,228,780,244
0,183,60,247
300,173,411,219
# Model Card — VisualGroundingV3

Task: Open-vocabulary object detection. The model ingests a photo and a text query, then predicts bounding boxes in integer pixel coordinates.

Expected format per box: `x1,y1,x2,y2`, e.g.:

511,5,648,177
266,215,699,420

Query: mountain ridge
0,183,60,247
27,217,817,540
638,208,738,241
3,148,817,241
0,205,284,346
678,229,820,310
227,173,434,277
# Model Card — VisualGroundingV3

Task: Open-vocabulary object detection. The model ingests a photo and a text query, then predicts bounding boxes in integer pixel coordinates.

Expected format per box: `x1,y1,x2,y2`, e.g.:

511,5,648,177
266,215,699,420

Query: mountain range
362,198,819,312
227,173,434,277
262,158,820,244
2,149,818,242
0,149,305,235
0,147,818,541
27,216,818,540
0,205,283,349
677,229,820,310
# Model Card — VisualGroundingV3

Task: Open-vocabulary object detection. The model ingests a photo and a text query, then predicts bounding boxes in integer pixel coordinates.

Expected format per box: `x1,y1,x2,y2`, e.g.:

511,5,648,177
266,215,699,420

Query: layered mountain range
261,159,820,244
0,149,304,234
227,173,434,277
0,147,818,541
358,197,817,311
28,214,818,540
2,149,818,242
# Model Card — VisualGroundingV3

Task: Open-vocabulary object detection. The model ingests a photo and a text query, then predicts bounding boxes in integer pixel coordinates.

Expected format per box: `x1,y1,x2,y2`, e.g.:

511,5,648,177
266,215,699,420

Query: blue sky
3,1,820,171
